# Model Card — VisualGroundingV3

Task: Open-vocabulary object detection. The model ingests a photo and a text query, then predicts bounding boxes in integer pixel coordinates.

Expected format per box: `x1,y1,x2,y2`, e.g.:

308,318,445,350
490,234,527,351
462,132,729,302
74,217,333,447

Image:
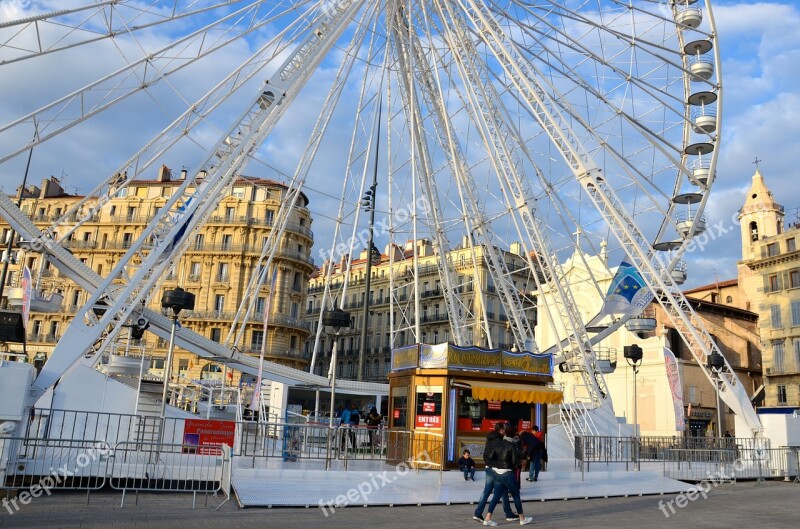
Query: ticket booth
387,343,561,469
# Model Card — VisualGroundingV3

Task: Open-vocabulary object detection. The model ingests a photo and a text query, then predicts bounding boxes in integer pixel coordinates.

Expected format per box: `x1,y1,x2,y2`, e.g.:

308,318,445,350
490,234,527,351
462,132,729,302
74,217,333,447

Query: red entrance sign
415,414,441,428
183,419,236,454
487,400,501,411
423,401,435,413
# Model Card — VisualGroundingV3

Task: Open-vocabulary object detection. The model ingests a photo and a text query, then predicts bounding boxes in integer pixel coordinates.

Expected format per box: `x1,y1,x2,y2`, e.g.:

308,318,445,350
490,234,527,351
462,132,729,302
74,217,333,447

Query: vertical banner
21,266,32,329
663,348,686,431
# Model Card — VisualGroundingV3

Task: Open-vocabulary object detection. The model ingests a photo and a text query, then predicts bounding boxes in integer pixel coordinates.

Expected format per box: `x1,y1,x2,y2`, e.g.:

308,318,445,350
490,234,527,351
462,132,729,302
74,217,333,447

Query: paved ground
1,480,797,528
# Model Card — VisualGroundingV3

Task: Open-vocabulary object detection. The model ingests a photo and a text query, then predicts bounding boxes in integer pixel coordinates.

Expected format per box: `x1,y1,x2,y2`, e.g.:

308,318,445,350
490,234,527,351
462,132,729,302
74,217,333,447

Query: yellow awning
459,380,563,405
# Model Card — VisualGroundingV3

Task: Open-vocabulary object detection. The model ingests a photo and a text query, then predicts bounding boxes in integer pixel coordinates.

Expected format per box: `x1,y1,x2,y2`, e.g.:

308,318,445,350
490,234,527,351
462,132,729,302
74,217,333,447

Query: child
458,449,476,481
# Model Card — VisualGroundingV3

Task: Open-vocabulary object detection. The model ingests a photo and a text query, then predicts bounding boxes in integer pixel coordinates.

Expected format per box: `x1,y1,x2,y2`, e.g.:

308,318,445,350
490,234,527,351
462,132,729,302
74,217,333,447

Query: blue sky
0,0,798,291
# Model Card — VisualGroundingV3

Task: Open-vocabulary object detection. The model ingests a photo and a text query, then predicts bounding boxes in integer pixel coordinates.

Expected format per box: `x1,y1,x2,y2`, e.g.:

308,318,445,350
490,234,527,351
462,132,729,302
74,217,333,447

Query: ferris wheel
2,1,760,430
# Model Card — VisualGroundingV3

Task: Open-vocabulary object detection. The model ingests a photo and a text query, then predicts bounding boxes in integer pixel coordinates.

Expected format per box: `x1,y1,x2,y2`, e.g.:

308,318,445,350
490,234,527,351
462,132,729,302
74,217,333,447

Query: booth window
391,395,407,428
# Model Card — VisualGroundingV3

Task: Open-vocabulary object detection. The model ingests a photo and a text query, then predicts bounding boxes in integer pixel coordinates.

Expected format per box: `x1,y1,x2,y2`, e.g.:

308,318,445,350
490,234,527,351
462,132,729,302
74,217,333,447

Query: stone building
1,168,315,382
737,168,800,408
536,249,762,437
304,238,539,382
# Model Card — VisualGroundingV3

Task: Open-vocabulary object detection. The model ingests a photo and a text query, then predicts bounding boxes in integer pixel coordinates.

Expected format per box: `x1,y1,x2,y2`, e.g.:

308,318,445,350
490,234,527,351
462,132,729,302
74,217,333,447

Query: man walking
472,423,518,523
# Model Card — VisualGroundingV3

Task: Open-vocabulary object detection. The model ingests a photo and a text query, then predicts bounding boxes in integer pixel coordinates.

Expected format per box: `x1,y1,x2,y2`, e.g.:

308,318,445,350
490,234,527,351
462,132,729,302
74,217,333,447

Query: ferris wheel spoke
0,1,286,66
0,0,314,166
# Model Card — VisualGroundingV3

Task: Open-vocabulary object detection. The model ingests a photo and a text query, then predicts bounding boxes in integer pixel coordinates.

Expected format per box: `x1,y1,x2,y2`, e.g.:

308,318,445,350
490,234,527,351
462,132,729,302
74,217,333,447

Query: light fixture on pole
159,287,195,423
358,183,377,381
323,307,351,428
624,344,643,469
707,350,725,439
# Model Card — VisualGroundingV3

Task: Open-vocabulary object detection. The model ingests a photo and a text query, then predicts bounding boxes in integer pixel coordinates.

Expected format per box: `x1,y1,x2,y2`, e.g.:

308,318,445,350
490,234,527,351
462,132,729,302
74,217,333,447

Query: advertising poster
183,419,236,454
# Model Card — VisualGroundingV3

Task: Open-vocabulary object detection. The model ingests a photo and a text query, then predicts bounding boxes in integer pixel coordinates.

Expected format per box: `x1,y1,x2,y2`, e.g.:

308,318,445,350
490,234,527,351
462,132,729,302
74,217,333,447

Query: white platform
231,458,692,508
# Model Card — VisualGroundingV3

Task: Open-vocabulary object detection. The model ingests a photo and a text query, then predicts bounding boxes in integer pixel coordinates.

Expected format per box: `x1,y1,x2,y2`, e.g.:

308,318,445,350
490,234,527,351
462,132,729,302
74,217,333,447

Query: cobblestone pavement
2,481,797,528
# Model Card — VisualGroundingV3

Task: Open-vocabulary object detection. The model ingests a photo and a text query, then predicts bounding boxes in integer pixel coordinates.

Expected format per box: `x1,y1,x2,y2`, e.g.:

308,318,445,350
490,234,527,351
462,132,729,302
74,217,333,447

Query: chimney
157,164,172,182
40,177,64,198
180,168,187,180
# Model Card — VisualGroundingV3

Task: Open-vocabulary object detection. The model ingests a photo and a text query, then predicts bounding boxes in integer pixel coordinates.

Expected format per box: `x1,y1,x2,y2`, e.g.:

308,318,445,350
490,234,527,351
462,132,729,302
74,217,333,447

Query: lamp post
624,344,643,469
323,308,351,427
707,350,725,440
159,287,195,424
358,183,378,381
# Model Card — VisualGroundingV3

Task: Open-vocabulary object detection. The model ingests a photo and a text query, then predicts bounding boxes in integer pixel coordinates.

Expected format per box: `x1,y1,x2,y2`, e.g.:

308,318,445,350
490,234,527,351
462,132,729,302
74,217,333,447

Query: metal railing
109,441,226,507
1,437,110,497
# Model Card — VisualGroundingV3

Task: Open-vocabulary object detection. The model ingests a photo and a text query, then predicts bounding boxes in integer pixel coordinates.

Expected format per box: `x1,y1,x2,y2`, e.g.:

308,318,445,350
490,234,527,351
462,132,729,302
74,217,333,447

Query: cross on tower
753,157,762,168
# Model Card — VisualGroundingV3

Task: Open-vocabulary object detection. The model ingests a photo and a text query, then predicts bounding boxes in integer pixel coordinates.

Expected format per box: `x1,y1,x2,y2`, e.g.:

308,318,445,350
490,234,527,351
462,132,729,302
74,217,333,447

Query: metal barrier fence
575,436,776,478
23,408,185,447
234,421,389,469
109,441,225,507
1,437,110,501
662,447,800,483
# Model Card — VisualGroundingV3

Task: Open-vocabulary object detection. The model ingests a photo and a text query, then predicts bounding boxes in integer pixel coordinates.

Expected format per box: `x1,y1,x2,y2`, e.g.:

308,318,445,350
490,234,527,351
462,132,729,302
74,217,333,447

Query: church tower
738,168,784,309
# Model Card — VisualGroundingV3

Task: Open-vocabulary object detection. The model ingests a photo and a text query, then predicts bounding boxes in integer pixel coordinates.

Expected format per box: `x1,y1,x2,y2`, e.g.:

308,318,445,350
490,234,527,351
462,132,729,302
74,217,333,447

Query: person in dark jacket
521,427,545,482
472,423,516,523
483,425,532,526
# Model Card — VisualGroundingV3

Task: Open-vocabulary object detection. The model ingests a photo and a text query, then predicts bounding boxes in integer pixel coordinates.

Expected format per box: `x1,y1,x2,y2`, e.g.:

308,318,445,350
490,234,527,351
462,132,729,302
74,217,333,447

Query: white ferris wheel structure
0,1,762,433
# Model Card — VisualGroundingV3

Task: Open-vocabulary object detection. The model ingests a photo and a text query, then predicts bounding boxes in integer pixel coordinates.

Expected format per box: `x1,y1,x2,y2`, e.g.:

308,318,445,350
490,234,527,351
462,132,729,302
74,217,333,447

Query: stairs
134,392,164,445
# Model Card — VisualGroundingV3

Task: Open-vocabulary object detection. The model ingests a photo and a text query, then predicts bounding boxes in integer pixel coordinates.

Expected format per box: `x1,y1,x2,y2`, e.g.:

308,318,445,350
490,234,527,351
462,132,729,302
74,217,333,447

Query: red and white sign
415,414,441,428
183,419,236,455
393,409,401,419
521,420,532,431
423,401,435,413
487,400,501,411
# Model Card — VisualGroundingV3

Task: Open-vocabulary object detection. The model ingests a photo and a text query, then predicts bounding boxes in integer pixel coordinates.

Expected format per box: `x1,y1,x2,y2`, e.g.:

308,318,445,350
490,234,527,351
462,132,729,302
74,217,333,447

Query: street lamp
624,344,643,469
358,183,378,381
707,350,725,440
323,307,351,428
159,287,195,422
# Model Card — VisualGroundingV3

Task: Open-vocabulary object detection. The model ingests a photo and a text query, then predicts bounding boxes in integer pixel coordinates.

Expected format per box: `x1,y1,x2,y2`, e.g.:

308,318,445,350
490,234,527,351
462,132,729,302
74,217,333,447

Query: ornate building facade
738,169,800,408
304,238,539,382
1,168,315,382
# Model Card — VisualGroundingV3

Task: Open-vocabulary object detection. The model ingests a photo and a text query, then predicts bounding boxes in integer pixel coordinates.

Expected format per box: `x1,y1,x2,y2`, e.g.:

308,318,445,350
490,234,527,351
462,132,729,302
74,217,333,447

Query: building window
790,269,800,289
265,210,274,225
214,294,225,312
771,304,782,328
726,295,733,303
217,262,229,282
210,328,222,342
256,297,266,314
766,242,779,257
189,262,201,279
773,340,785,373
194,233,204,250
788,238,797,252
768,274,780,293
225,207,235,221
792,300,800,326
794,339,800,372
221,234,232,250
251,330,264,350
232,187,245,199
777,385,787,405
178,359,189,375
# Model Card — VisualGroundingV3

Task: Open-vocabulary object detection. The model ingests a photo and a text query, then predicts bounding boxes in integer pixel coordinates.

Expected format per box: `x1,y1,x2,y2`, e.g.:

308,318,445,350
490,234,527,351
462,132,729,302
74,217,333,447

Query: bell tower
738,167,784,309
739,168,783,259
